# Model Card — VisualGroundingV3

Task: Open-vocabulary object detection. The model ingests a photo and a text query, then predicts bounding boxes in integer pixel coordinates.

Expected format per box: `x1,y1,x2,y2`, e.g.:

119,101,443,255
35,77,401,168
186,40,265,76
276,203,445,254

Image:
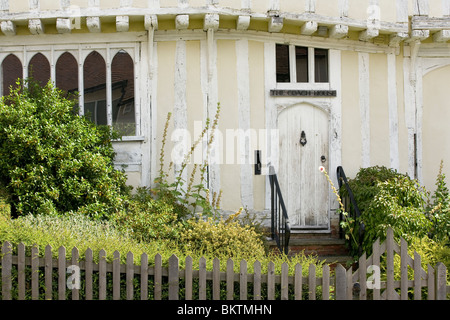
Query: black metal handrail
336,166,364,256
269,166,291,255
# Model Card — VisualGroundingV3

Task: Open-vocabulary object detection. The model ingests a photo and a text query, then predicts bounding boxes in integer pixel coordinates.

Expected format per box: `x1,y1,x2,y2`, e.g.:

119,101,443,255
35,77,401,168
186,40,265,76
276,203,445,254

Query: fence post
213,258,220,300
435,262,447,300
335,264,347,300
254,260,262,300
414,251,422,300
85,248,93,300
126,251,134,300
281,262,289,300
98,249,107,300
113,251,121,300
168,254,179,300
17,243,25,300
322,264,330,300
199,257,206,300
71,247,79,300
226,258,234,300
294,263,302,300
240,260,248,300
386,227,395,300
31,245,39,300
358,252,366,300
1,241,12,300
45,245,53,300
58,246,66,300
308,264,316,300
185,256,193,300
267,261,275,300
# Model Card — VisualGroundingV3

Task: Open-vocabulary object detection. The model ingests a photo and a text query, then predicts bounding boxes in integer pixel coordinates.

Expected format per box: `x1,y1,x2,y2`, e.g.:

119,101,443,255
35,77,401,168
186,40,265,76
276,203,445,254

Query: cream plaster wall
369,53,390,168
280,0,305,13
185,40,205,190
217,39,241,212
156,41,176,183
341,50,362,179
422,64,450,191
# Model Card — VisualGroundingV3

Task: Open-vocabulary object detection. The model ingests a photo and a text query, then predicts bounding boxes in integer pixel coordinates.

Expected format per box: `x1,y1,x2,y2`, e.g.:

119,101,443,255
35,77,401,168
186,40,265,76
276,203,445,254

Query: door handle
321,155,326,163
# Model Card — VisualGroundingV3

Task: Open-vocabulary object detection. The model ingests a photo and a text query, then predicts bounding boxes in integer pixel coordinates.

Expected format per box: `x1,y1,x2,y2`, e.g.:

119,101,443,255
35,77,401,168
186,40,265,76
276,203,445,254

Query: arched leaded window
28,53,50,86
83,51,107,126
1,54,22,95
56,52,78,95
0,44,140,137
111,50,135,136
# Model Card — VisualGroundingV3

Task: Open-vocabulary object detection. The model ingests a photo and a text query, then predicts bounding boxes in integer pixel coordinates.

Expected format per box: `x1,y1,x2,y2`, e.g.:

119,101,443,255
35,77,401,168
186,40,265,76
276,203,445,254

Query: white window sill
112,136,145,142
275,82,331,90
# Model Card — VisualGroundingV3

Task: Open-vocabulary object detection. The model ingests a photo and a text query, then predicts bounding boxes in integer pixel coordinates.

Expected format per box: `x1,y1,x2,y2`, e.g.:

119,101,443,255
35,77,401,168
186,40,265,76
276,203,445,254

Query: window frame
275,44,330,90
0,42,141,138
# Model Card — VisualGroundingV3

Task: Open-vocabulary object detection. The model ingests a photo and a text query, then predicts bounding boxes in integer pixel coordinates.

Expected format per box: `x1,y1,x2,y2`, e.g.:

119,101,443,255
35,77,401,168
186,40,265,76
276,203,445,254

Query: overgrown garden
0,80,325,284
0,80,448,299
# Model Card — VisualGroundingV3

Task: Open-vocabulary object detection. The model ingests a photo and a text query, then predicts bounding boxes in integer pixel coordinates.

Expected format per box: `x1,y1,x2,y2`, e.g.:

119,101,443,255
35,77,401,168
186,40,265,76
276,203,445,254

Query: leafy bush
181,209,267,259
112,187,184,242
0,80,130,219
426,160,450,242
341,166,431,255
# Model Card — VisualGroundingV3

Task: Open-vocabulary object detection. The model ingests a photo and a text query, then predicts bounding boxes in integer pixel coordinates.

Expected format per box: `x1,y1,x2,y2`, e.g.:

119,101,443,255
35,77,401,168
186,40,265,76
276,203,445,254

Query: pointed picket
281,262,289,300
140,252,148,300
184,255,193,300
212,257,220,300
98,249,107,300
85,248,93,300
168,254,179,300
226,258,234,300
44,244,53,300
113,250,121,300
240,259,248,300
1,241,12,300
253,260,262,300
199,256,207,300
154,253,162,300
58,246,66,300
17,243,26,300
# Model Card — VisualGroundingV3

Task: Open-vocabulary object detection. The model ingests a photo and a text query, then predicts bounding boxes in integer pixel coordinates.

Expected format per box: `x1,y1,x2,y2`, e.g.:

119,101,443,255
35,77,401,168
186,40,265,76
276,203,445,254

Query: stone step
268,236,353,267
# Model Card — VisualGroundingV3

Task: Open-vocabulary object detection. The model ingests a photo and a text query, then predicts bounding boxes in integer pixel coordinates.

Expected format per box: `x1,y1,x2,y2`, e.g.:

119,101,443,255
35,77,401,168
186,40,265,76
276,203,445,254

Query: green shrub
180,209,267,259
341,166,431,255
387,236,450,299
426,160,450,242
0,79,131,219
112,187,184,242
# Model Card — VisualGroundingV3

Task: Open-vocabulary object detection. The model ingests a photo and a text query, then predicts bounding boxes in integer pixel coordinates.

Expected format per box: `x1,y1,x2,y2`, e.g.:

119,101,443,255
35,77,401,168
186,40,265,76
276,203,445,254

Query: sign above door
270,89,337,97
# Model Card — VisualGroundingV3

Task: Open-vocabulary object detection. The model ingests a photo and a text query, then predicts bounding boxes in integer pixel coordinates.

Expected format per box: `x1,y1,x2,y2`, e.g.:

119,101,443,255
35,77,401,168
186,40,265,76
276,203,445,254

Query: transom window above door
276,44,329,86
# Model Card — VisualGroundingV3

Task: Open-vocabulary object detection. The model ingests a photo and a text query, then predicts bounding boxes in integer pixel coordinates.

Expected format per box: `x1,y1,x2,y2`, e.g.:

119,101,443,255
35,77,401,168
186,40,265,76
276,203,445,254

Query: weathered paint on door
278,103,329,230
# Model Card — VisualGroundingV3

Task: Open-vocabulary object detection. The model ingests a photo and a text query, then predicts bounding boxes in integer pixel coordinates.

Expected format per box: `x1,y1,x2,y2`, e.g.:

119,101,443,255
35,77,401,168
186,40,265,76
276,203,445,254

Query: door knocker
300,131,307,146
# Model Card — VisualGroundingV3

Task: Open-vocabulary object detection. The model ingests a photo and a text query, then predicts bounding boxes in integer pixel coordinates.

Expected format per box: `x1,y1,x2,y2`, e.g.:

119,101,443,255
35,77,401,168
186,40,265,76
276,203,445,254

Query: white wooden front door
278,103,329,230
